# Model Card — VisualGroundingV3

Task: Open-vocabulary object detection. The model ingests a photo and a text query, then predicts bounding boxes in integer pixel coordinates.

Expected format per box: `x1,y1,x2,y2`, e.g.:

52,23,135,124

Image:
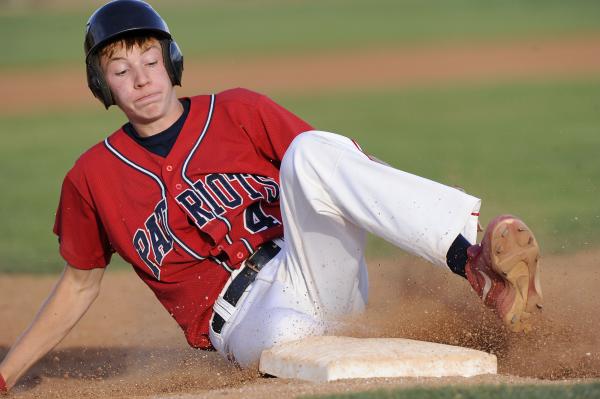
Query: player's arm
0,263,104,391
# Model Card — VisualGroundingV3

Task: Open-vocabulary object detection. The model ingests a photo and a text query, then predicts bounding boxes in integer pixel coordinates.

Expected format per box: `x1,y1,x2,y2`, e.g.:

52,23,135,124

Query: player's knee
263,308,324,344
228,308,324,368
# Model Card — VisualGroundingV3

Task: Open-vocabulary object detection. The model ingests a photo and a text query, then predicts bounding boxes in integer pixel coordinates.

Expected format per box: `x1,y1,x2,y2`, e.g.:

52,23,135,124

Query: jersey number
244,202,280,233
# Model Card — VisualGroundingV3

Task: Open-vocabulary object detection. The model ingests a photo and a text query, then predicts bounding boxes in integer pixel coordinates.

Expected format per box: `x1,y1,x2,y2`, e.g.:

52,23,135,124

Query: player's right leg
229,130,480,336
212,131,540,368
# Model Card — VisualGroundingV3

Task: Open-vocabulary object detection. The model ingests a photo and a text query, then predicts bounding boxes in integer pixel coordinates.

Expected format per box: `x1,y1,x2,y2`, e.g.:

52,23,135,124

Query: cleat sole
489,217,542,332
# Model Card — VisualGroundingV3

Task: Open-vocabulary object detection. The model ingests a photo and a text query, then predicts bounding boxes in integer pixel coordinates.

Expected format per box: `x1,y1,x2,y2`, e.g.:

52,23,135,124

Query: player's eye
147,60,158,67
115,69,128,76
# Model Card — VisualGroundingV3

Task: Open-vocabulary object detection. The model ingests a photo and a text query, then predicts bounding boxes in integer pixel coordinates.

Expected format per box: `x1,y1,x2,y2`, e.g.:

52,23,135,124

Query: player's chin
127,103,165,123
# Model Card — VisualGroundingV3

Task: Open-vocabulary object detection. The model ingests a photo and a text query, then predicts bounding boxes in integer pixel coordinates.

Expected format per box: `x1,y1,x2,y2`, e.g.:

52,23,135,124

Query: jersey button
175,183,183,190
236,252,244,259
166,165,173,172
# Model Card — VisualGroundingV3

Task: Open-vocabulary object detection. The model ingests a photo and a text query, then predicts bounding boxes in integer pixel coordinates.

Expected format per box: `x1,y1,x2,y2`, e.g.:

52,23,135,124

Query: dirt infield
1,248,599,398
2,34,600,115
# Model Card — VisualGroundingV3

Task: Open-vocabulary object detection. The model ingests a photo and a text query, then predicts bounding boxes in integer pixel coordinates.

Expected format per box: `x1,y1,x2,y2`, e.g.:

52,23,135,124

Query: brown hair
99,33,159,61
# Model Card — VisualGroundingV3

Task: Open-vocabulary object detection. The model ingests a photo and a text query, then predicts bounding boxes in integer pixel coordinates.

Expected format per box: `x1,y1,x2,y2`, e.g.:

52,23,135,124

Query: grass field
2,0,600,68
307,382,600,399
1,78,598,273
1,0,598,270
286,79,600,258
2,1,598,273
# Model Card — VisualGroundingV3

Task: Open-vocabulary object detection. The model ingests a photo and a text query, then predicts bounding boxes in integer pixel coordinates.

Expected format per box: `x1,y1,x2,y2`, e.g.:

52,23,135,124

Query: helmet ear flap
86,56,114,109
161,39,183,86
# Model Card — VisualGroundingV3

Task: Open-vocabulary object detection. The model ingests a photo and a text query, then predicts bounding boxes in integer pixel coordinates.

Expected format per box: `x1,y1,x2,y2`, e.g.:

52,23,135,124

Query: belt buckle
244,240,279,273
245,258,260,273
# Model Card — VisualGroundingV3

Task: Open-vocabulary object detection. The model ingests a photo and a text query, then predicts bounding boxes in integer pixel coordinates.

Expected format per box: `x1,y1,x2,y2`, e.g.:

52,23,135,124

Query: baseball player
0,0,542,392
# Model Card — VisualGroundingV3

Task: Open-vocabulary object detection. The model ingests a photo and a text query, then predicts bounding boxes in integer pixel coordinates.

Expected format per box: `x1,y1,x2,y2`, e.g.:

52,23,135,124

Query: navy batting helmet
84,0,184,108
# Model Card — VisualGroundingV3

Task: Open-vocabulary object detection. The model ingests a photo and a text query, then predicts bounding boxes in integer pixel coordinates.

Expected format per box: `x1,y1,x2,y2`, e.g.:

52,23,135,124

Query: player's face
101,40,179,134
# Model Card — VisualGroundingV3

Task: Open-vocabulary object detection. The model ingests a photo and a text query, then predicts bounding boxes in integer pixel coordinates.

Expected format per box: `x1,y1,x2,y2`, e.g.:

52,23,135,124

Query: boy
0,0,542,392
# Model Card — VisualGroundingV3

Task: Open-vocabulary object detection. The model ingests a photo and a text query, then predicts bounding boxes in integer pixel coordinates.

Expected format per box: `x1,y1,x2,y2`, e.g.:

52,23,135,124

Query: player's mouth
135,92,162,105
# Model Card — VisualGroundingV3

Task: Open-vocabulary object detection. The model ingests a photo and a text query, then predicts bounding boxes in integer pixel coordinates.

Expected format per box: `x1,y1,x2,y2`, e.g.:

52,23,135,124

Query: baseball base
259,336,497,383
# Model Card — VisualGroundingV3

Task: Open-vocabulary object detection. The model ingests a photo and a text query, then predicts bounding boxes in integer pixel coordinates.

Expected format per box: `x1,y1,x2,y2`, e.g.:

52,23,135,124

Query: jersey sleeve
53,171,113,269
254,94,313,161
222,89,313,163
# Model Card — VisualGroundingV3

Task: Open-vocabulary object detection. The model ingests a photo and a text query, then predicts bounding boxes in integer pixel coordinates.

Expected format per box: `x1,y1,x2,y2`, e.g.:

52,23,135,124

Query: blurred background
1,0,599,273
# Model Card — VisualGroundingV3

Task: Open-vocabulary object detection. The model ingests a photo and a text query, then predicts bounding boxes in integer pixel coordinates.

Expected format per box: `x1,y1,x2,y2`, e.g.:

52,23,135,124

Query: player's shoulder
67,130,122,179
213,87,271,108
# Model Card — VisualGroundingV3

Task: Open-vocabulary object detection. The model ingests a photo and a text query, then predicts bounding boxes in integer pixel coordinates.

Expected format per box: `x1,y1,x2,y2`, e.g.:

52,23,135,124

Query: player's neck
130,98,184,138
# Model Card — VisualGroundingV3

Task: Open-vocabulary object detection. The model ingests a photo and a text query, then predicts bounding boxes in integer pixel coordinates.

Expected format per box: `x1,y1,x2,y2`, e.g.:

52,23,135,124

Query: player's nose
133,67,151,88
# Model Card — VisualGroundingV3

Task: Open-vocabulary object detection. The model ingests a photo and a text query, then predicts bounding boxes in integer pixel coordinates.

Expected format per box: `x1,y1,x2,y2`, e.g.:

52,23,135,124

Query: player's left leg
278,131,542,332
270,131,541,331
279,130,482,269
212,130,481,367
464,215,542,332
211,131,541,367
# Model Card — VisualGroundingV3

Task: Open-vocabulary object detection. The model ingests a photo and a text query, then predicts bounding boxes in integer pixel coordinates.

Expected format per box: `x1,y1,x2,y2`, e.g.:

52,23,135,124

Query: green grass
304,382,600,399
2,0,600,68
284,79,600,257
0,78,598,273
0,107,130,273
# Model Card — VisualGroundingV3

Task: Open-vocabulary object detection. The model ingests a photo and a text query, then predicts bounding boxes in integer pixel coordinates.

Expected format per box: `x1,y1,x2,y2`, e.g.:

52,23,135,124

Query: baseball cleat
465,215,542,332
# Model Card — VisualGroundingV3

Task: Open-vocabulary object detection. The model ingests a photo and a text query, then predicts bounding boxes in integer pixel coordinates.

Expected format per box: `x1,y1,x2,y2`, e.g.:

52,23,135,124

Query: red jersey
53,88,312,348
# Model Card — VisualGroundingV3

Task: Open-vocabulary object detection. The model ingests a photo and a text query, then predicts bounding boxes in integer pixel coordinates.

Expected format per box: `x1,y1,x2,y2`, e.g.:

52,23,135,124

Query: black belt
211,240,281,334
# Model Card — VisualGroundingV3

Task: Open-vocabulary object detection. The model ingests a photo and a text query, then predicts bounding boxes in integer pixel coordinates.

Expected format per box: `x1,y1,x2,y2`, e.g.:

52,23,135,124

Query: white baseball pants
209,130,481,367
